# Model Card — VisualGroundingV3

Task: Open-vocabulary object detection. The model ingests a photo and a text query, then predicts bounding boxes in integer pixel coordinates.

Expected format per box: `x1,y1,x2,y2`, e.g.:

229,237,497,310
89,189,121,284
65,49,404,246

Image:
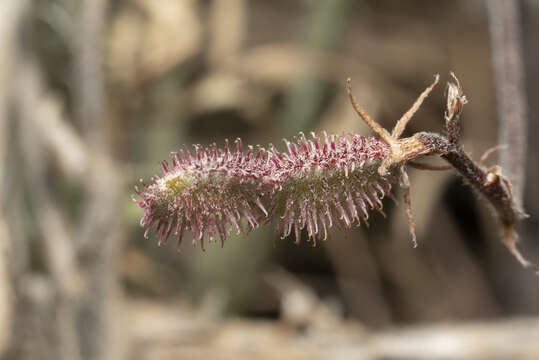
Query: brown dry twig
487,0,528,207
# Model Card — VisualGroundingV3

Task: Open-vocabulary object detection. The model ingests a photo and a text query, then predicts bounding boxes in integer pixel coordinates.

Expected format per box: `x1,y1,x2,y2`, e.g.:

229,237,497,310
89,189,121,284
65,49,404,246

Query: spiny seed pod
133,139,272,251
267,132,397,244
133,132,398,251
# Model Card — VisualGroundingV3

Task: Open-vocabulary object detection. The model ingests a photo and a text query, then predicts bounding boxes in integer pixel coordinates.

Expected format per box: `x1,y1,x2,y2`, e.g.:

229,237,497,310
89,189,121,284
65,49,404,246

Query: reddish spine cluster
134,139,271,250
269,132,395,244
133,132,398,250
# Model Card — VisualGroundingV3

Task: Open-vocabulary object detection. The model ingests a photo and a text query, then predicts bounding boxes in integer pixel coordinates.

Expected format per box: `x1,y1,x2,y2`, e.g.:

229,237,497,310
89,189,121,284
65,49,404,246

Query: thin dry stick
487,0,528,208
73,0,107,150
399,166,417,248
480,145,507,168
16,60,82,360
73,1,126,359
346,78,393,144
392,75,439,139
0,0,28,353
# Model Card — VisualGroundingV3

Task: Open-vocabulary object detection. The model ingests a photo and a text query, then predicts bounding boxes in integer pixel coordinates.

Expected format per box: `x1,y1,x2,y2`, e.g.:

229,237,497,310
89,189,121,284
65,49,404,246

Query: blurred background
1,0,539,359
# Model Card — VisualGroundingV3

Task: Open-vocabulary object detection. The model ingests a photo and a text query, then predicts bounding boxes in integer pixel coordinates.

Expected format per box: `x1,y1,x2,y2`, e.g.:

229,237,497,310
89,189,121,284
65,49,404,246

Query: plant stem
487,0,528,208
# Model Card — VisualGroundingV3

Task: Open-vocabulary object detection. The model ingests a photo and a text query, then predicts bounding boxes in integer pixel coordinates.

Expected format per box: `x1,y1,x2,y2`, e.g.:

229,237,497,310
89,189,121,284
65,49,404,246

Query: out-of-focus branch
486,0,528,208
72,2,126,360
0,0,30,355
34,94,89,182
73,0,118,253
73,0,107,151
5,1,125,359
16,59,82,360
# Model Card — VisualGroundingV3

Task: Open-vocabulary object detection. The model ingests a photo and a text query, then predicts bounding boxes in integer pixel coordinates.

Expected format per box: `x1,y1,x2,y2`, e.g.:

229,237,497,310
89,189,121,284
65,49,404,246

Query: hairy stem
418,134,520,226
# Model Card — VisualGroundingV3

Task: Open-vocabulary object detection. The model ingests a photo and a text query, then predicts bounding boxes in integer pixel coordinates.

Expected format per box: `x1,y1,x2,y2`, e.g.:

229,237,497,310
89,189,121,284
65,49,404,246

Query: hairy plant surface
134,133,397,249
